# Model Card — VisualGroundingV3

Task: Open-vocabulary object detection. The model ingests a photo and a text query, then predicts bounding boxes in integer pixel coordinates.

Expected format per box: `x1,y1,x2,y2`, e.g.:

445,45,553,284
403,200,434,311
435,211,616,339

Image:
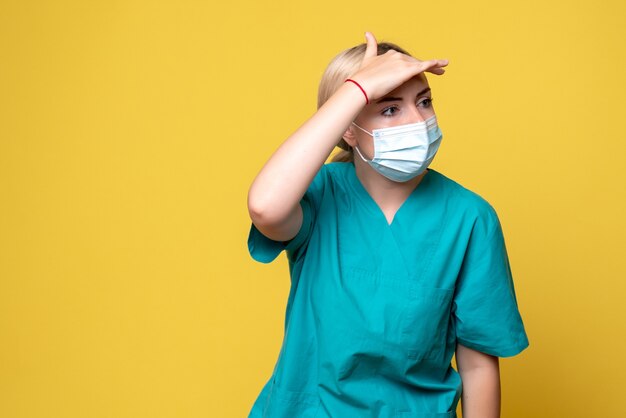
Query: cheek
357,136,376,159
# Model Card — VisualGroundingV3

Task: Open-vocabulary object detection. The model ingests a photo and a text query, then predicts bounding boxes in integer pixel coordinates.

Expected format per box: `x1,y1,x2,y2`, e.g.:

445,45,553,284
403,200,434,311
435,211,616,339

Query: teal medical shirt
248,162,529,418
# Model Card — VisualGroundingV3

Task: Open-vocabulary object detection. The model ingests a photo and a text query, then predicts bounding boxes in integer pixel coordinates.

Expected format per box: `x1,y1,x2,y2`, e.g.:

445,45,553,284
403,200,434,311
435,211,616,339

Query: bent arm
456,343,501,418
247,82,366,242
247,32,448,242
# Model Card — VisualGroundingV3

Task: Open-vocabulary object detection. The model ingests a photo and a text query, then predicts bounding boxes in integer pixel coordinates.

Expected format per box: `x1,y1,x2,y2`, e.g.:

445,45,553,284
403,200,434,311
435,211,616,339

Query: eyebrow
375,87,431,104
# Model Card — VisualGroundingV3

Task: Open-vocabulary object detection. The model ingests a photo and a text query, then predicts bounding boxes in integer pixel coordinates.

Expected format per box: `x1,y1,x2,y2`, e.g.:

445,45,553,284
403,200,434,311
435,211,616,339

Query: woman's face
350,74,436,159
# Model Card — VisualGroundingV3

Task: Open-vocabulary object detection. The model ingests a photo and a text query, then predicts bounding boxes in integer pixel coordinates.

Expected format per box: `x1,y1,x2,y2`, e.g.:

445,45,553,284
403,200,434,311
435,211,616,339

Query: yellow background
1,0,625,417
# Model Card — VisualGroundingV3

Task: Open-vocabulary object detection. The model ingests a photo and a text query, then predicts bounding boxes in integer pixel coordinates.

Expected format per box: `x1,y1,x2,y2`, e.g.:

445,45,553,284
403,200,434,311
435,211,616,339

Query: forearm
248,82,365,223
459,364,501,418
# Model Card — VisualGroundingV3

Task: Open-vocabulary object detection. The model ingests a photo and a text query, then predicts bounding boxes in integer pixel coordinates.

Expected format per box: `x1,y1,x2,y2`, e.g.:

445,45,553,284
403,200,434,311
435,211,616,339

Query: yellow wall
1,0,625,417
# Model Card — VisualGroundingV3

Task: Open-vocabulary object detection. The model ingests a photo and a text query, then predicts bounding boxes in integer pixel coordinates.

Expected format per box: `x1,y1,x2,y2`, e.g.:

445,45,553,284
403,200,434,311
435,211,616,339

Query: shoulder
302,162,353,208
320,161,353,178
428,169,500,227
309,161,353,191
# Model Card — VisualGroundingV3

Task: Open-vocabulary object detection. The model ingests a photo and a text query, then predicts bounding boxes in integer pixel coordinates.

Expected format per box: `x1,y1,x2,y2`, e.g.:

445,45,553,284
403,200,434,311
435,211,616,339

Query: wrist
344,79,369,104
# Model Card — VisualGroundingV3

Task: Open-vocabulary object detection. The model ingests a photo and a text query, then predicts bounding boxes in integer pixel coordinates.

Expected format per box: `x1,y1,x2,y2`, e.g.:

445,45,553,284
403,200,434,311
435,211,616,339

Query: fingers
420,59,449,69
363,31,378,60
420,59,449,76
427,67,446,75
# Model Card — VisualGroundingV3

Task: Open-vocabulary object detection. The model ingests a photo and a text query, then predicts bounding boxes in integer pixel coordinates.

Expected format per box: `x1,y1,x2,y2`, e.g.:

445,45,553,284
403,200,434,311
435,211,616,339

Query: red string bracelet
345,79,369,105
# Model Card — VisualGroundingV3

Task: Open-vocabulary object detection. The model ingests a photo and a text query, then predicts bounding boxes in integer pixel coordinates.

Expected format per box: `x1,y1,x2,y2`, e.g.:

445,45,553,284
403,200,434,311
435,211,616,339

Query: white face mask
352,115,443,182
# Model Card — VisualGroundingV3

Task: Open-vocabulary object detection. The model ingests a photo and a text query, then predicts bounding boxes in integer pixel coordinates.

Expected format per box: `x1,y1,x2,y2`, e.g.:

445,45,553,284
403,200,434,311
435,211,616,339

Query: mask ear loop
351,122,373,136
353,145,370,163
350,122,374,163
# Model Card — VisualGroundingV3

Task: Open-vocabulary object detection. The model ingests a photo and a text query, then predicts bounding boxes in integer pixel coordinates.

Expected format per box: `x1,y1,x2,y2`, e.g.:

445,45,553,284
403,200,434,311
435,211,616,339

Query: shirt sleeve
247,165,327,264
247,194,314,264
452,206,530,357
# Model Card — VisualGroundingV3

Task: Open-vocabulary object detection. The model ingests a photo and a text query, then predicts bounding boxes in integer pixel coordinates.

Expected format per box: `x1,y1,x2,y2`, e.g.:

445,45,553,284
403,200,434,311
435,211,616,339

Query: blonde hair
317,41,412,162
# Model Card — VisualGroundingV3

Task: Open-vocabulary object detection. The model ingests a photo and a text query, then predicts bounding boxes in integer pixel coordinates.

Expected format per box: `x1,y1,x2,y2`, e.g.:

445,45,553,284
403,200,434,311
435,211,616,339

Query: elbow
247,188,288,228
247,191,266,225
247,199,272,227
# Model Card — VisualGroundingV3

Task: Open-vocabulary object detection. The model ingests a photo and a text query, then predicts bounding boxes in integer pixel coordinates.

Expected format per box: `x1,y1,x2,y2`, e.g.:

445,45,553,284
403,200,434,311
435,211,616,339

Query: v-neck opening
345,163,436,227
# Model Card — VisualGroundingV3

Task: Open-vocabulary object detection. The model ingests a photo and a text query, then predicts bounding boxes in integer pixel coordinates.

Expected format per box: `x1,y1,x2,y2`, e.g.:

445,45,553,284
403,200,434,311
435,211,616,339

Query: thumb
363,32,378,60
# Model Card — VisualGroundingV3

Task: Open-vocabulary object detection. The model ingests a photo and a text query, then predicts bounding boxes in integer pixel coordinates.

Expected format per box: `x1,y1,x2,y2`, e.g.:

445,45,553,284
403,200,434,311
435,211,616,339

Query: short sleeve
247,165,328,264
452,207,530,357
247,194,314,263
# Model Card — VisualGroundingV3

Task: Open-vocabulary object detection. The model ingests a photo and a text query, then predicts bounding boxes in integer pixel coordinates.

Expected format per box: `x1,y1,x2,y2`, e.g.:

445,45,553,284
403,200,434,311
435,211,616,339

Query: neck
353,158,427,216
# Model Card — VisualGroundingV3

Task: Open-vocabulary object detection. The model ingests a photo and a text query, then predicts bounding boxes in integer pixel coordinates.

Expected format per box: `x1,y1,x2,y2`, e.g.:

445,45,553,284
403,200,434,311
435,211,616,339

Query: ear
342,125,358,148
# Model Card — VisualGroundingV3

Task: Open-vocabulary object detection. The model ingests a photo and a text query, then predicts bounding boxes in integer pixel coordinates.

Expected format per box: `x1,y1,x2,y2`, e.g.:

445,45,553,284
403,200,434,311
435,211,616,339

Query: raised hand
349,32,449,102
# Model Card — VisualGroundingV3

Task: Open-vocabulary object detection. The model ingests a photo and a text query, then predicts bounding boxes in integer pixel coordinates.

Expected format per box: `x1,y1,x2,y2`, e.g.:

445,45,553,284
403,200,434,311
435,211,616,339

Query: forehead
384,74,430,97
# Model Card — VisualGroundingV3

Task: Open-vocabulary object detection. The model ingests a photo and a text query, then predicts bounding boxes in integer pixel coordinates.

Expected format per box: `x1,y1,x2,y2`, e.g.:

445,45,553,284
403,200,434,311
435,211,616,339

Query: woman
246,32,529,418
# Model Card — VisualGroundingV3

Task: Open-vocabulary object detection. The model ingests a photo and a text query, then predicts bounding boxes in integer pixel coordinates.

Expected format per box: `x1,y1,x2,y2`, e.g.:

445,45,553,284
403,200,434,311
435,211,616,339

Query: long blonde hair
317,42,412,162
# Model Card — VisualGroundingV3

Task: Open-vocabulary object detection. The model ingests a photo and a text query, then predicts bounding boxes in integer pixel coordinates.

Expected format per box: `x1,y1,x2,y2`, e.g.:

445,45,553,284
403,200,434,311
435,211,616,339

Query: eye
381,105,400,117
418,97,434,108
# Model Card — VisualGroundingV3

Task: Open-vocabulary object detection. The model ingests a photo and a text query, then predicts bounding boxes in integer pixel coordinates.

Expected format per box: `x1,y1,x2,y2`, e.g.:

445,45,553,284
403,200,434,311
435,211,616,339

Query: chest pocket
401,284,454,361
337,267,454,365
